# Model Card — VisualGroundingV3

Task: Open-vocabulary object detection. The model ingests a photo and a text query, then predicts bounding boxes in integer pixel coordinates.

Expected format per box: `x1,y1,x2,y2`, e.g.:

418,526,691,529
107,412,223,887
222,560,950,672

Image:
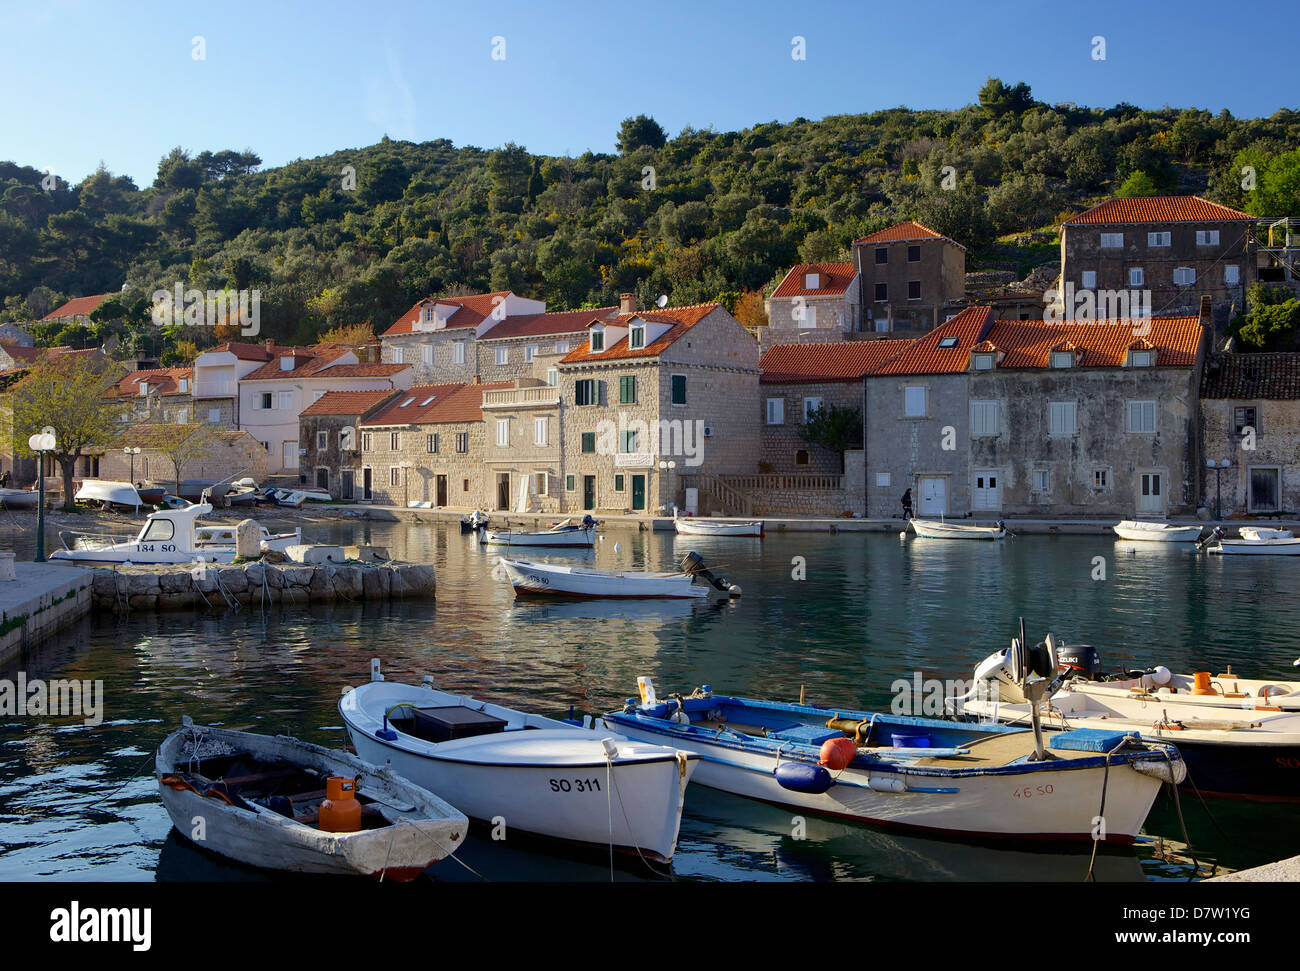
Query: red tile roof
207,342,272,361
105,367,194,398
240,344,410,381
381,291,514,337
479,307,618,342
361,382,513,426
980,317,1202,368
559,304,722,365
770,263,857,299
1063,195,1253,226
300,389,403,417
854,220,962,248
871,307,995,375
760,340,913,384
41,293,115,320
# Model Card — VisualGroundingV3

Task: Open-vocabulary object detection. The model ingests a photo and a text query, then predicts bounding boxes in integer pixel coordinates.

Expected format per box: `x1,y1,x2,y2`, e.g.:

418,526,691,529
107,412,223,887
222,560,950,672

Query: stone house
0,323,34,347
379,291,544,384
40,293,115,325
963,314,1206,518
1059,195,1255,330
103,367,196,425
1199,352,1300,516
763,263,860,346
475,303,622,385
852,221,966,335
557,303,761,514
192,341,275,428
97,426,269,490
481,377,567,513
298,389,403,498
759,340,910,475
238,342,412,475
358,382,511,507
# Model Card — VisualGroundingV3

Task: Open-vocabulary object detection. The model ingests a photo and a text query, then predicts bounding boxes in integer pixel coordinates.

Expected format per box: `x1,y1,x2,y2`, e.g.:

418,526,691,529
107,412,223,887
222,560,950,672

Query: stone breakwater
88,561,437,613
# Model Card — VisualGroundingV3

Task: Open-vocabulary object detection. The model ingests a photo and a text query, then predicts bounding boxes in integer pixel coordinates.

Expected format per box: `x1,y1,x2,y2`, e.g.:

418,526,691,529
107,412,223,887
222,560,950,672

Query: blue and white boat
603,661,1185,844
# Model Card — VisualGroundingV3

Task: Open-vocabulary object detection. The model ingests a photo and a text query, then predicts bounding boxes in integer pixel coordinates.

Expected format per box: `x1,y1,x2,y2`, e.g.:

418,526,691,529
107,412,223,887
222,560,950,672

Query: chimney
619,293,637,314
265,338,276,352
1199,294,1213,329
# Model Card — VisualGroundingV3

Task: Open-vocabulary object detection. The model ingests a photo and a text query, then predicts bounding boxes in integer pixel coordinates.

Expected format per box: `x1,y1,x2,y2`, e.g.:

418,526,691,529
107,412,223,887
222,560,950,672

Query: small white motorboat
272,489,306,509
0,488,38,510
910,518,1006,540
673,518,764,537
1113,520,1202,543
1056,652,1300,713
340,661,698,864
1203,525,1300,555
74,479,144,510
498,550,740,600
157,718,466,881
481,515,599,548
52,502,295,565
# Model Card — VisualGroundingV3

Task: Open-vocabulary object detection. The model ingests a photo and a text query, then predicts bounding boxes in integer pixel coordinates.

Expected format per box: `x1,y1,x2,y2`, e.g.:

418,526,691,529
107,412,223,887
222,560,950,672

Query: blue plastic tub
890,733,931,748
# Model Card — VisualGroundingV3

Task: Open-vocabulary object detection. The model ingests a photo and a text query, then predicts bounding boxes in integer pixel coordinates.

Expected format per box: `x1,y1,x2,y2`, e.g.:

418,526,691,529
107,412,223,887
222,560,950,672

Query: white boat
340,661,698,864
272,489,306,509
0,488,38,510
498,551,740,600
301,488,333,502
603,670,1183,844
958,637,1300,801
673,518,764,537
481,515,599,548
195,524,302,554
157,718,466,881
910,518,1006,540
74,479,144,510
1204,525,1300,555
1113,520,1202,543
1066,662,1300,714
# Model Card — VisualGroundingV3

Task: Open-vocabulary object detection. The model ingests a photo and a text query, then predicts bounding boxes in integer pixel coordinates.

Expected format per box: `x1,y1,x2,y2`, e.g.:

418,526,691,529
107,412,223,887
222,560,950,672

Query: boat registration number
549,778,601,793
1012,784,1054,799
137,544,177,553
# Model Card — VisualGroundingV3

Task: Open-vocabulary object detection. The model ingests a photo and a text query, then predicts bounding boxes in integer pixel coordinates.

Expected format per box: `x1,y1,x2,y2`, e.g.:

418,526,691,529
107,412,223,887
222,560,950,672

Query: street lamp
1206,458,1232,521
28,428,56,562
658,459,677,513
123,446,141,483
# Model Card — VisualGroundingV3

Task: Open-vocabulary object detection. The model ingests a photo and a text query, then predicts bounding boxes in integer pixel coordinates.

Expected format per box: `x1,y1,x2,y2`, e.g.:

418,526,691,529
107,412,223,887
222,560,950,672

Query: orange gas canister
319,777,362,833
1191,672,1217,696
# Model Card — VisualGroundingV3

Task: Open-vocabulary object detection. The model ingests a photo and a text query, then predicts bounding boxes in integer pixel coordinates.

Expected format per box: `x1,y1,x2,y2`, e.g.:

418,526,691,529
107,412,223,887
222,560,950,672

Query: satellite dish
655,294,668,308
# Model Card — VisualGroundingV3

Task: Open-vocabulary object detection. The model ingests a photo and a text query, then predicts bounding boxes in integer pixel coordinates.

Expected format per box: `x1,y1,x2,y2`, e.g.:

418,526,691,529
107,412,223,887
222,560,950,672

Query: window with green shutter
566,474,575,491
619,375,636,403
671,374,686,404
614,474,625,491
581,432,596,453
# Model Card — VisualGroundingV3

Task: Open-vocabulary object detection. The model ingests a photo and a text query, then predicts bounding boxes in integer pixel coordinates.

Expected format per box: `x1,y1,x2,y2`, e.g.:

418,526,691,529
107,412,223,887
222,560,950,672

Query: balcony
481,385,561,409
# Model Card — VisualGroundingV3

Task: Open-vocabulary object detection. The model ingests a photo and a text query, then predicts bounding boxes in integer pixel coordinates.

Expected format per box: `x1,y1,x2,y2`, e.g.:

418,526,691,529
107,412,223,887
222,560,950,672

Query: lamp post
400,461,414,508
123,446,140,484
658,459,677,513
28,429,56,562
1206,458,1232,521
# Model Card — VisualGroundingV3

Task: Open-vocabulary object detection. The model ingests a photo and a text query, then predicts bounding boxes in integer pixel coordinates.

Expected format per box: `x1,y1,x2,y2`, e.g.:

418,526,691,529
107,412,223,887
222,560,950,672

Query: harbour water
1,518,1297,881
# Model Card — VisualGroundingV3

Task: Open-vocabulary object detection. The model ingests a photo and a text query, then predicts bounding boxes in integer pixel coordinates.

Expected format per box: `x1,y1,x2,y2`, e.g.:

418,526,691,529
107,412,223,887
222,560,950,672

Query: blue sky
1,0,1295,187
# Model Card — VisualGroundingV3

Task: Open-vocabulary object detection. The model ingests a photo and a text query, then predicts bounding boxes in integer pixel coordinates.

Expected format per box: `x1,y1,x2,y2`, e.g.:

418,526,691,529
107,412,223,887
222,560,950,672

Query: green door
631,474,646,511
583,475,596,511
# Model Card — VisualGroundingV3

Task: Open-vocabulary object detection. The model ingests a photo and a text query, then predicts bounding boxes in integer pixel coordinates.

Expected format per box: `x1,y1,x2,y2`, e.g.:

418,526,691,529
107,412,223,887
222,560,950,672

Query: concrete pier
0,562,93,665
89,559,436,613
1208,854,1300,882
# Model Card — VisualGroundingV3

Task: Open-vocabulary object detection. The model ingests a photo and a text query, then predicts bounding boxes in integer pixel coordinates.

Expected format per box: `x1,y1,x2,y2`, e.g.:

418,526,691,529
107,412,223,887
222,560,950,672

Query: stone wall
855,237,965,334
1200,398,1300,515
759,380,863,474
865,373,971,517
764,292,859,346
382,331,478,384
361,420,490,508
98,429,269,488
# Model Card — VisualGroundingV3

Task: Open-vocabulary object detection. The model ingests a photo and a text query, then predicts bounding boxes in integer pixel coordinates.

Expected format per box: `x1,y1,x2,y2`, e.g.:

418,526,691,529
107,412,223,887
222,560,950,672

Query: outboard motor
1197,525,1224,551
1057,643,1102,681
580,514,597,529
679,551,739,595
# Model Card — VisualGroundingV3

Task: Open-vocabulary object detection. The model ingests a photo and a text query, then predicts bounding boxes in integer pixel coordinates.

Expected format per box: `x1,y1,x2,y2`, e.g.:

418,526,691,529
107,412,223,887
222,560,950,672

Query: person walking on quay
900,488,913,520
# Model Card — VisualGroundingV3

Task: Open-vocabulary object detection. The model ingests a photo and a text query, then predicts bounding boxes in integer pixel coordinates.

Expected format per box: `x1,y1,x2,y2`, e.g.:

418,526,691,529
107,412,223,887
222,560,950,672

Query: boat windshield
140,518,175,542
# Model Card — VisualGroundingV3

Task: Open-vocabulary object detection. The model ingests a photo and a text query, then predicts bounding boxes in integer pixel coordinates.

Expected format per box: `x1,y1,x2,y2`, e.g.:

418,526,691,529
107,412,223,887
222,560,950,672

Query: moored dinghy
498,551,741,600
602,635,1184,843
157,718,467,880
1202,525,1300,555
910,518,1006,540
481,514,599,548
1113,520,1203,543
340,660,698,864
672,518,764,538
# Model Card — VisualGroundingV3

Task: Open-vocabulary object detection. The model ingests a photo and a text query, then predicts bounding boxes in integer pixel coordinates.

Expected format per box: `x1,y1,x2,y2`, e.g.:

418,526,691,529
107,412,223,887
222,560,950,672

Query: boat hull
1113,521,1202,542
482,527,596,547
0,490,37,510
157,726,466,880
499,557,708,599
1208,539,1300,555
673,520,764,537
910,519,1005,541
604,715,1164,843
